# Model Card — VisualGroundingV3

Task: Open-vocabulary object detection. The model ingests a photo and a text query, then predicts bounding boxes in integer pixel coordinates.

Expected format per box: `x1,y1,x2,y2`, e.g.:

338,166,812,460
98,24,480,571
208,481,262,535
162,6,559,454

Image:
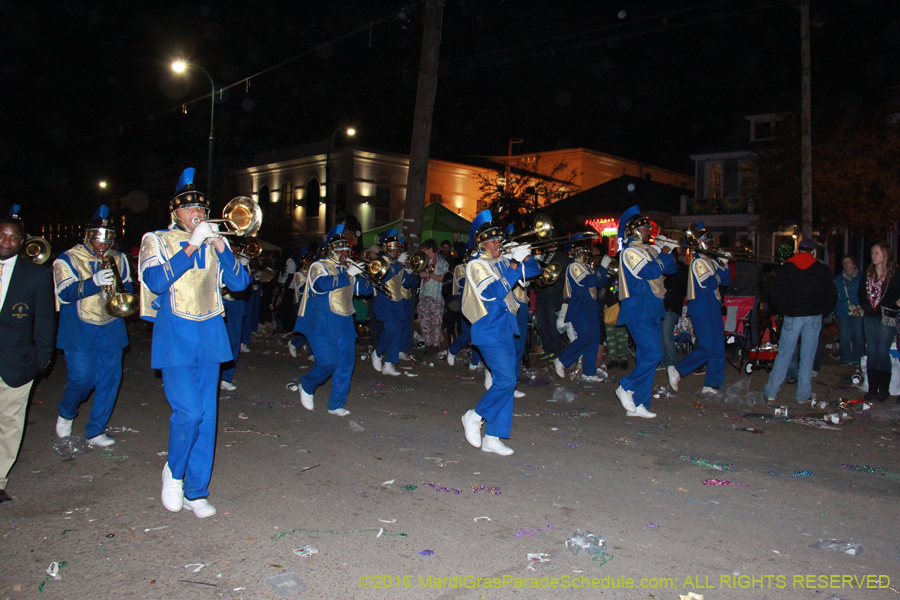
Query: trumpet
101,253,138,318
23,236,51,264
192,196,262,237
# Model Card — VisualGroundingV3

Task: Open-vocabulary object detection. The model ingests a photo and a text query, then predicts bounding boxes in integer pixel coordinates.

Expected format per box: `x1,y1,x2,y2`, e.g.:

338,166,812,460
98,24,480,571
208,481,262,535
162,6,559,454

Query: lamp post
172,60,216,199
325,127,356,230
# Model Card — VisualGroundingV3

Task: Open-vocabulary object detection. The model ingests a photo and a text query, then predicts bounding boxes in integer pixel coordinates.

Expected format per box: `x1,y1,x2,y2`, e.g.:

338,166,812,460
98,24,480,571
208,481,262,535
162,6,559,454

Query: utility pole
800,0,813,240
402,0,444,251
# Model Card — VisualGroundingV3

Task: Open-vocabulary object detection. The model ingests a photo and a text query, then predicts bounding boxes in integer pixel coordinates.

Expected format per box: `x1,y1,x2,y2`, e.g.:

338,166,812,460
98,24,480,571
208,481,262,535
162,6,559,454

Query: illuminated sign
585,218,618,237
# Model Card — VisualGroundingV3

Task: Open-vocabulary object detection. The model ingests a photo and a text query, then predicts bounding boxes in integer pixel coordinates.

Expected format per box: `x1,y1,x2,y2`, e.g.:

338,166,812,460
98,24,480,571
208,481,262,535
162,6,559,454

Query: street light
325,127,356,229
172,59,216,200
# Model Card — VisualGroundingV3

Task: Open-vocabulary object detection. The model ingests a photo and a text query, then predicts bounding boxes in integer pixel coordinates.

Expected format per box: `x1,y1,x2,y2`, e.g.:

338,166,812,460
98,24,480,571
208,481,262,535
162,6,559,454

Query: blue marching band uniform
294,225,372,415
554,234,609,383
220,258,252,391
614,206,676,419
288,248,311,356
446,242,482,370
53,206,133,447
139,168,250,518
668,223,730,395
460,211,539,456
370,230,417,376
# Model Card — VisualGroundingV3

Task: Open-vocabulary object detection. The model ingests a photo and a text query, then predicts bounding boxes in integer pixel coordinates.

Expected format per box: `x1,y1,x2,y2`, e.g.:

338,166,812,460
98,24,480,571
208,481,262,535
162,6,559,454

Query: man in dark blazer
0,211,55,504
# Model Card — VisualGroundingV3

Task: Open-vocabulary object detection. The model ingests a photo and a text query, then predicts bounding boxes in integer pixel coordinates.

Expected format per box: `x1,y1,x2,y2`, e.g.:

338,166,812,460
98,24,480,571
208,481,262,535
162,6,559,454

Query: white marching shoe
182,497,217,518
553,358,566,379
627,404,657,419
513,389,526,398
299,387,314,411
219,380,237,391
161,463,184,512
469,361,478,371
328,408,350,417
701,386,720,396
484,369,493,390
461,410,483,448
580,373,607,383
481,435,514,456
86,434,115,447
615,385,637,414
382,363,401,376
288,341,297,358
240,343,250,353
667,366,681,392
371,350,384,372
55,416,73,438
447,352,456,366
398,352,412,361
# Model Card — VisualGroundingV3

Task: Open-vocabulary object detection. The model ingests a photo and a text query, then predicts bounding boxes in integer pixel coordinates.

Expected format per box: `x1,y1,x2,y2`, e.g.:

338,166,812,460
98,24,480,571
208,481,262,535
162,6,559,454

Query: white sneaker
484,369,493,390
514,389,525,398
220,380,237,391
447,352,456,366
627,405,657,419
481,435,514,456
461,409,483,448
371,350,383,372
299,387,314,411
87,434,115,447
580,373,608,383
469,361,478,371
182,497,217,518
554,358,566,379
55,416,73,438
328,408,350,417
398,352,411,361
701,386,719,396
307,354,316,363
615,385,636,413
240,343,250,353
161,463,184,512
288,341,297,358
382,363,401,376
667,366,681,392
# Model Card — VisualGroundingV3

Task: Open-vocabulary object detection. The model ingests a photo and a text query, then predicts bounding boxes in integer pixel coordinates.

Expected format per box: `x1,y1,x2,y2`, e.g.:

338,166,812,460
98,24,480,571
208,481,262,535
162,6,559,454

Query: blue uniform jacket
142,242,250,369
296,266,372,340
56,249,133,351
471,257,541,346
617,241,676,325
565,263,608,334
686,257,730,318
373,262,418,322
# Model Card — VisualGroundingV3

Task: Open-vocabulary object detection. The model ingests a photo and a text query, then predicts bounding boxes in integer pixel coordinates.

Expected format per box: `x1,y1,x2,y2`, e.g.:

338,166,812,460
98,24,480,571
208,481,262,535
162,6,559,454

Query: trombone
23,236,51,264
233,239,262,259
346,258,394,299
192,196,262,237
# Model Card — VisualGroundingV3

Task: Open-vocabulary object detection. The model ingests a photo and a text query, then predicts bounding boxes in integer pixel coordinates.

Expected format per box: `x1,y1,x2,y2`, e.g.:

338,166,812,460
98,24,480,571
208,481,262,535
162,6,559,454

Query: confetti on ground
703,478,750,487
840,464,888,474
418,549,434,556
565,442,579,448
271,528,407,539
425,482,461,494
404,485,417,491
592,552,614,567
680,455,732,471
642,522,658,529
765,469,812,477
222,427,279,438
516,524,554,538
471,483,501,494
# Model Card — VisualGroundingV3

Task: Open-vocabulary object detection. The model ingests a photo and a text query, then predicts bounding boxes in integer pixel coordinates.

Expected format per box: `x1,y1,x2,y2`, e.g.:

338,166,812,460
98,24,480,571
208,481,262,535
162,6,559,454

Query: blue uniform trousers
289,333,308,350
241,286,262,344
161,357,220,499
57,348,123,439
221,299,244,383
675,311,725,388
559,322,600,376
301,328,355,410
514,304,528,373
448,317,481,366
475,336,517,439
376,314,403,363
620,317,662,408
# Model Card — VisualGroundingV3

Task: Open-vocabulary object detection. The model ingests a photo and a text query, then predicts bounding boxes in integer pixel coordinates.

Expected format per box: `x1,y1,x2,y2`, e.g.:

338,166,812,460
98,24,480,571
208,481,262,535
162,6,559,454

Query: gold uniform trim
618,243,666,301
564,259,597,301
297,260,355,318
53,245,128,325
462,255,518,324
687,255,721,302
452,263,466,297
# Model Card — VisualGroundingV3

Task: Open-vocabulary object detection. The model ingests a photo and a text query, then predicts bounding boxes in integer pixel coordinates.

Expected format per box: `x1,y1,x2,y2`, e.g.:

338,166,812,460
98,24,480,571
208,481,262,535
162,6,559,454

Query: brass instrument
405,250,429,274
101,253,138,318
346,258,393,299
23,236,51,264
504,213,554,246
536,261,562,287
504,230,600,253
234,239,262,259
192,196,262,237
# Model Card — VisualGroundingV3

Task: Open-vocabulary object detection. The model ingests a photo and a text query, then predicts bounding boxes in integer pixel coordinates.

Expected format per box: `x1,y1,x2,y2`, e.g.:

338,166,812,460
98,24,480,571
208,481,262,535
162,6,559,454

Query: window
282,179,294,219
706,163,723,199
429,193,442,205
374,186,391,227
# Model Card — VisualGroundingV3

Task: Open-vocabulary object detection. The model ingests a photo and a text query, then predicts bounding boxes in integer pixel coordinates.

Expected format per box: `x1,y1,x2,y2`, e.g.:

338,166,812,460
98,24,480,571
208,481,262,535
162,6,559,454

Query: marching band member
446,244,482,371
667,224,730,396
219,255,252,391
139,168,250,518
553,234,609,383
460,211,539,456
370,230,417,376
294,225,371,416
53,206,132,446
614,206,676,418
288,248,311,358
505,224,534,397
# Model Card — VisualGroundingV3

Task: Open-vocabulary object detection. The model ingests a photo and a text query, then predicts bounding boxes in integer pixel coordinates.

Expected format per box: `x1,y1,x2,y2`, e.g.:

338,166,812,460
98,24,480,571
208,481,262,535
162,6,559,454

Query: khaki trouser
0,376,33,489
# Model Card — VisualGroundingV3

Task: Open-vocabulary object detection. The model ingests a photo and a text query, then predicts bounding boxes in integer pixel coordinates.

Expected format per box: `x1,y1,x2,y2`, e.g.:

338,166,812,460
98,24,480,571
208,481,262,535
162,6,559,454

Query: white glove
601,255,613,269
239,256,250,266
92,269,115,286
188,221,217,247
346,263,363,278
556,304,568,332
654,234,678,252
510,243,532,263
397,252,409,264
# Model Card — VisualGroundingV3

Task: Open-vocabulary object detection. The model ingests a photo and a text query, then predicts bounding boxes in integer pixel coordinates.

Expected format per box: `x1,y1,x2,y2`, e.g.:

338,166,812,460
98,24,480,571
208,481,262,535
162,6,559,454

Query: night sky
0,0,897,226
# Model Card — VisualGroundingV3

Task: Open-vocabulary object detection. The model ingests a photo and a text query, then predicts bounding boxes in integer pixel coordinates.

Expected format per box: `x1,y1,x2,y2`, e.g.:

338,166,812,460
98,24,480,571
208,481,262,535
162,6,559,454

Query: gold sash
618,243,666,301
461,255,518,323
297,260,354,317
139,229,223,321
452,263,466,297
564,259,597,301
53,244,127,325
686,255,722,302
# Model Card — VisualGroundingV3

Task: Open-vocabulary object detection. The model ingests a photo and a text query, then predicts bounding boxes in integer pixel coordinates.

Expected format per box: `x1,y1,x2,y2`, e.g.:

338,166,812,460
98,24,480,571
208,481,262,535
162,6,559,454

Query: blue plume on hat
298,247,308,256
93,205,110,221
379,228,398,244
175,168,195,193
325,224,345,242
695,221,705,232
617,205,641,242
9,204,21,219
469,209,492,242
503,223,514,237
